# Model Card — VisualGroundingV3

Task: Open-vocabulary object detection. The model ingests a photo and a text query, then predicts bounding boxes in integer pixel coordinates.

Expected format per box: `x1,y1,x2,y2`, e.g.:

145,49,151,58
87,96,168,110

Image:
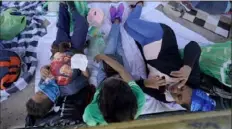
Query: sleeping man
125,2,216,112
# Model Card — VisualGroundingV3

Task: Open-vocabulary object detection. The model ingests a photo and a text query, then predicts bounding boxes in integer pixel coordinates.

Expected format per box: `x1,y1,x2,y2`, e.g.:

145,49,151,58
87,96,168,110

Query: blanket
0,1,47,102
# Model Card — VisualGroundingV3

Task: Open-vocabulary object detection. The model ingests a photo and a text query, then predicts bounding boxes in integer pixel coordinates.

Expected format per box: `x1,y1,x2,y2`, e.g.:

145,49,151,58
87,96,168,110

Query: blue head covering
191,89,216,112
39,79,60,103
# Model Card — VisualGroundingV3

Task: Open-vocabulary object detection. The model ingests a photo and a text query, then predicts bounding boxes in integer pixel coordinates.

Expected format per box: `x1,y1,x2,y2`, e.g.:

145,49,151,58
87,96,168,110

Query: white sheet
35,2,212,114
35,14,57,92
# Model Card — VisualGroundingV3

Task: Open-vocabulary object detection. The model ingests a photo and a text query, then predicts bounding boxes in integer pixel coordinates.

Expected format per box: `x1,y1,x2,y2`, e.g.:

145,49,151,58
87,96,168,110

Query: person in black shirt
125,2,216,111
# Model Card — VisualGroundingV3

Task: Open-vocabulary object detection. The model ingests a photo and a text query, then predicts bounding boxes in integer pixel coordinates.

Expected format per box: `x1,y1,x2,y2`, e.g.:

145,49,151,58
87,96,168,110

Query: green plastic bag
0,8,26,40
199,41,231,87
180,41,231,87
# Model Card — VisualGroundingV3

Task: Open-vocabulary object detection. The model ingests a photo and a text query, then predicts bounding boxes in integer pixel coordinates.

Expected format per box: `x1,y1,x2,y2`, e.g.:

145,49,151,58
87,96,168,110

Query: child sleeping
26,44,89,117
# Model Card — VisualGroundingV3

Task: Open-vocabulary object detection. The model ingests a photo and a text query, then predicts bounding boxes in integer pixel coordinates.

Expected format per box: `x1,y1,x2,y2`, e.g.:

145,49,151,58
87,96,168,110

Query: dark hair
51,42,71,55
98,78,138,123
26,98,53,117
51,42,84,58
181,104,190,110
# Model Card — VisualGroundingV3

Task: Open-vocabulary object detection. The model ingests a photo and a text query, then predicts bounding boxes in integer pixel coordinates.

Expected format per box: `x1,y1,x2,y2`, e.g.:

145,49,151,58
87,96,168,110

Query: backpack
0,50,21,90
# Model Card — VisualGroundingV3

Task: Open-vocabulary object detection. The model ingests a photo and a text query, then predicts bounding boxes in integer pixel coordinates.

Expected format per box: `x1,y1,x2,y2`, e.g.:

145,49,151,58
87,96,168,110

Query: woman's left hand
170,65,192,88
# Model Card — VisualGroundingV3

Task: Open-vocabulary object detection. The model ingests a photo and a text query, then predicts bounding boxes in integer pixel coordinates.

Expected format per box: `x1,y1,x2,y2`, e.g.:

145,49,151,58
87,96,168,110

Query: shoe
110,6,117,23
115,3,124,22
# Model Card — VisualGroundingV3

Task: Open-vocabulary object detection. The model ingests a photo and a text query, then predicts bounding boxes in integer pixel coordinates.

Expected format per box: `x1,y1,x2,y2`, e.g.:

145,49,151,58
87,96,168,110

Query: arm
170,41,201,88
135,79,168,103
95,54,133,83
81,69,89,78
40,65,50,80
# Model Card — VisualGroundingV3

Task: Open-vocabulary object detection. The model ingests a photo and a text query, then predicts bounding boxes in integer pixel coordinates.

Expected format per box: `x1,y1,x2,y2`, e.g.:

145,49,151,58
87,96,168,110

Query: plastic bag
87,29,106,59
199,41,231,87
180,41,231,87
0,8,26,40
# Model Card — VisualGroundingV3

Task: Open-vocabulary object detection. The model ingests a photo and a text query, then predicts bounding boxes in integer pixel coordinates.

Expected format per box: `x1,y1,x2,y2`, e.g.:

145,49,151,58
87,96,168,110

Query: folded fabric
87,8,104,28
71,54,88,71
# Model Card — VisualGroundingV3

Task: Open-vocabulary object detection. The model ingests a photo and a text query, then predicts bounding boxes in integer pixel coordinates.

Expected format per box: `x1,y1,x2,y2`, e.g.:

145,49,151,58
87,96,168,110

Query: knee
187,41,201,52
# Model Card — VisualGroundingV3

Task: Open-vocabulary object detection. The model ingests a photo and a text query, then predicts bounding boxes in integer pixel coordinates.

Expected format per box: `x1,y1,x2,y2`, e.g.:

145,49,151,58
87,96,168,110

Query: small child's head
51,42,72,56
98,77,138,123
26,91,53,117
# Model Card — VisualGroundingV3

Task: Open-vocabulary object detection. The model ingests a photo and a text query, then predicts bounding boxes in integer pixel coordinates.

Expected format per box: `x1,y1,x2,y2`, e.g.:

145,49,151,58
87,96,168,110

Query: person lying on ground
83,4,145,126
125,1,216,112
26,1,89,117
25,85,96,127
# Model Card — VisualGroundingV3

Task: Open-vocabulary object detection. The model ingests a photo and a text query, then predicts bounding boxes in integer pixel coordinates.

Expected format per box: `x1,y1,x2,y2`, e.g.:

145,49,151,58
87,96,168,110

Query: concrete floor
0,2,231,129
0,79,35,129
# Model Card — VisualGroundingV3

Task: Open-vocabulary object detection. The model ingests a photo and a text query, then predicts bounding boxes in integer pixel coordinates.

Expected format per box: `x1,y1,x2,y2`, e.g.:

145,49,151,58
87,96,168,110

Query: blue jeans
124,5,163,46
97,24,130,85
54,3,88,50
190,1,231,14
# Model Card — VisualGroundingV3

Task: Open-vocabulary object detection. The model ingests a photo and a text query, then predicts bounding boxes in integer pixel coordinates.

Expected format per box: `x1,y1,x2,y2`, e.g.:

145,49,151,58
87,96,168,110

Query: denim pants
190,1,231,14
54,3,88,50
96,24,130,85
124,5,163,46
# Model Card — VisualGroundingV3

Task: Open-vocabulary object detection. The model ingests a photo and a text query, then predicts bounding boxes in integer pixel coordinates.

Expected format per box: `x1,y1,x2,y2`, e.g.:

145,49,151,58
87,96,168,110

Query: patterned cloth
0,1,46,101
191,89,216,112
50,52,73,86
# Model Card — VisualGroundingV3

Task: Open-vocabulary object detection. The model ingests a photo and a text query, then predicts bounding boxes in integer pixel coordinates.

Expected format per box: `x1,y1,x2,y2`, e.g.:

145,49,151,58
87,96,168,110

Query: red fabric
50,52,73,86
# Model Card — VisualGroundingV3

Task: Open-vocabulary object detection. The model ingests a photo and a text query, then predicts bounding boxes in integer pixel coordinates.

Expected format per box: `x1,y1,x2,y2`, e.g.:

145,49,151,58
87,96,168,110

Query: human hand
144,76,166,89
40,65,50,80
170,65,192,88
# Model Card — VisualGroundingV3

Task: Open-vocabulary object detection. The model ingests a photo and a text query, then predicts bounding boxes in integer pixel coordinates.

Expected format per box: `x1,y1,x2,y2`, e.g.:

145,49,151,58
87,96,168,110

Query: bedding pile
0,1,46,101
